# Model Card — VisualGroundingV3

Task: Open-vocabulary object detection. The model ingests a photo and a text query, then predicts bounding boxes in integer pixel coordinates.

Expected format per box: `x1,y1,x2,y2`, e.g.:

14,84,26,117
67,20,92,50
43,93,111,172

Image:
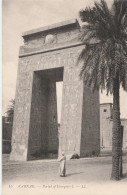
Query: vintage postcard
2,0,127,194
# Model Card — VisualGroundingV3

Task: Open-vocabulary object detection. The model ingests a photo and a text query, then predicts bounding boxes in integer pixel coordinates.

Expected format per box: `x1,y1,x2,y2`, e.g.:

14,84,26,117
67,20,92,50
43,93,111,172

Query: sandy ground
2,153,127,195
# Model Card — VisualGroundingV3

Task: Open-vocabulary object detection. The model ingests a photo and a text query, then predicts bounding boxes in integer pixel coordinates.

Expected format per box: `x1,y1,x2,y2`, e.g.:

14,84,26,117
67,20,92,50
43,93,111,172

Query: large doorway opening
28,67,63,160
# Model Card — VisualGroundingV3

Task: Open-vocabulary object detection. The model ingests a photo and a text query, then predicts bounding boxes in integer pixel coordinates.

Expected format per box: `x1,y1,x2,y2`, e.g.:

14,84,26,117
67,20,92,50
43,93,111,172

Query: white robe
59,155,66,176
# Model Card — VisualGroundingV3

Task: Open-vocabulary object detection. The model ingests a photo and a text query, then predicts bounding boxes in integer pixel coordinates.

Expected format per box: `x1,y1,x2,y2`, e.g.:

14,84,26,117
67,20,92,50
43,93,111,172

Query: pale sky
2,0,127,122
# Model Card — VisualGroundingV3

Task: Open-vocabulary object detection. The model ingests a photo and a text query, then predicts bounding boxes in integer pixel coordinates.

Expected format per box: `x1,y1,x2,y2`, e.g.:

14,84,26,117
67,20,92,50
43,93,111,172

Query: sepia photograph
2,0,127,194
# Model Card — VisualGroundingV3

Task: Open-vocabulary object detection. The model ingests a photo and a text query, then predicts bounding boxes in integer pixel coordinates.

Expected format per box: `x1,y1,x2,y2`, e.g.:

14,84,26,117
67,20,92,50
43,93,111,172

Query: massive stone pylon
10,19,100,161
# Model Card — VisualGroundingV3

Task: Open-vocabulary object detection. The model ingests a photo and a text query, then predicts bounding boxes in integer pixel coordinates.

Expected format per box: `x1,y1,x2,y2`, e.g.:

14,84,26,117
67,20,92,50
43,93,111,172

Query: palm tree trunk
111,73,121,180
119,126,123,177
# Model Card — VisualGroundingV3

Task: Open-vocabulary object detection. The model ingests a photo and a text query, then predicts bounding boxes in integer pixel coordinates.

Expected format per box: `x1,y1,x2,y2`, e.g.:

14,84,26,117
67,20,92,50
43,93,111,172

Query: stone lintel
22,18,79,38
19,42,84,58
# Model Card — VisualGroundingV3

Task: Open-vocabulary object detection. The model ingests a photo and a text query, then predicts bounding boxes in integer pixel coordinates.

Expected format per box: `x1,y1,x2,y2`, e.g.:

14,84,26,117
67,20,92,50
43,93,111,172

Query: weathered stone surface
80,86,100,157
100,103,113,148
10,19,100,161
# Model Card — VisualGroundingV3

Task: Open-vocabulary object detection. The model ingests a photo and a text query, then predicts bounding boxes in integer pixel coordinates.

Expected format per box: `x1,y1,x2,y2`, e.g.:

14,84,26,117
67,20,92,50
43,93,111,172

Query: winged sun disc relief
45,34,56,44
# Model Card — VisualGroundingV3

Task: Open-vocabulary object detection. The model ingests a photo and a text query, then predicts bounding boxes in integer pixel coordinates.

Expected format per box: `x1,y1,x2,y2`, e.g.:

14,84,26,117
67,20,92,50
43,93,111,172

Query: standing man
59,152,66,177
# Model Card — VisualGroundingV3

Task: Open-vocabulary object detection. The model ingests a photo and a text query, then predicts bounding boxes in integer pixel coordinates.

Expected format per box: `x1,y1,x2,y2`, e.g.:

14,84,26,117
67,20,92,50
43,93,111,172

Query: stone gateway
10,19,100,161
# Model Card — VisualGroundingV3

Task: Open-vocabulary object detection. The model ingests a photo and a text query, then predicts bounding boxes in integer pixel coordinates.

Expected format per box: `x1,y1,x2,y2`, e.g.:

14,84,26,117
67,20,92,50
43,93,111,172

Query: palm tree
6,99,15,123
78,0,127,180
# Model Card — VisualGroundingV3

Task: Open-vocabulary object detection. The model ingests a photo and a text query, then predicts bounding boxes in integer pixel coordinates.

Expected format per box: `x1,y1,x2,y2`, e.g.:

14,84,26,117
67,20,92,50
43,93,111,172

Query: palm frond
78,0,127,94
79,7,96,24
112,0,127,30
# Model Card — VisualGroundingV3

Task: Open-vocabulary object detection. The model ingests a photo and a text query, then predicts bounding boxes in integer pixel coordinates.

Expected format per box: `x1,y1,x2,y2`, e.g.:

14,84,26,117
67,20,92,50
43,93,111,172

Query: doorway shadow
66,172,84,177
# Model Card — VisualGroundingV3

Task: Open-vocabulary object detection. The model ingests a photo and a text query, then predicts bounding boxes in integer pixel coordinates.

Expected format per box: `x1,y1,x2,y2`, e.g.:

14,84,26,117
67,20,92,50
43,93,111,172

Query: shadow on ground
121,173,127,180
67,172,84,177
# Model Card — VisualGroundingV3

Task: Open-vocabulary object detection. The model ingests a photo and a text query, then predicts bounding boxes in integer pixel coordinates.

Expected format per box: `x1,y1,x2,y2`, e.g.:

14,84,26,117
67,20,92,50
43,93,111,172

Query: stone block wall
59,60,83,158
10,66,33,161
100,104,113,148
100,103,127,149
28,73,47,159
47,81,58,156
80,86,100,157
